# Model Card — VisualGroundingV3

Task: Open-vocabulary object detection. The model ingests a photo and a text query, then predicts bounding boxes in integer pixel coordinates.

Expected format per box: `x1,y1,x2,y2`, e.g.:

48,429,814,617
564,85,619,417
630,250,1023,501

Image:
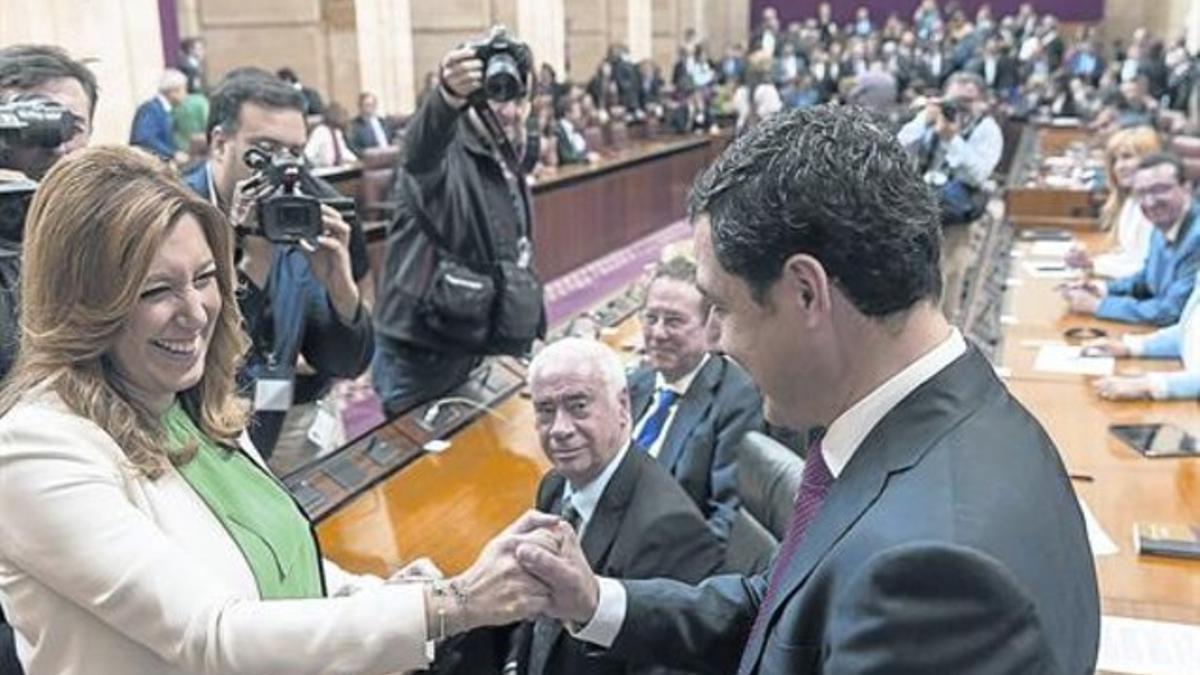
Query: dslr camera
938,98,965,125
0,99,78,244
464,26,533,102
241,147,357,247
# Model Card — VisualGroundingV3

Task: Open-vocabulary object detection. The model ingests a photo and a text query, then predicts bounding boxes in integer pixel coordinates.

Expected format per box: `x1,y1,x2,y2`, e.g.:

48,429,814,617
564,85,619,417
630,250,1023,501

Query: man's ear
780,253,832,327
209,126,231,162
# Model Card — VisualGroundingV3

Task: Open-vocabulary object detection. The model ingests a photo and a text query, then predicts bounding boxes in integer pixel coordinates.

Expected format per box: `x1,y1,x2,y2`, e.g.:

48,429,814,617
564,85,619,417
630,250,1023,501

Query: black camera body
938,98,965,125
465,26,533,102
243,147,323,246
0,99,75,153
0,179,35,245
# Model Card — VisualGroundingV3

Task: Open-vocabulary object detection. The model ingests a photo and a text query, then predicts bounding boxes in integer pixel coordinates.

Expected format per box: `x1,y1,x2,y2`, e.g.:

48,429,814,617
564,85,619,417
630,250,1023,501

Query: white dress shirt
574,329,968,646
304,125,358,168
631,354,710,459
562,442,631,539
1093,199,1155,279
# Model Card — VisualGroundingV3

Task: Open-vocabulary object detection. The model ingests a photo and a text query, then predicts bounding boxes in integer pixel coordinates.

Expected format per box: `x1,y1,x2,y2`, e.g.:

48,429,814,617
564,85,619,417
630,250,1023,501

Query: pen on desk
1068,473,1094,482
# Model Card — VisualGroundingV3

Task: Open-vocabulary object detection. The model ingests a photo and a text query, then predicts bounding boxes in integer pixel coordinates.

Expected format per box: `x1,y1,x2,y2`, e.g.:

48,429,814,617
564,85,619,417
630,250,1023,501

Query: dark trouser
371,336,479,417
1,611,23,675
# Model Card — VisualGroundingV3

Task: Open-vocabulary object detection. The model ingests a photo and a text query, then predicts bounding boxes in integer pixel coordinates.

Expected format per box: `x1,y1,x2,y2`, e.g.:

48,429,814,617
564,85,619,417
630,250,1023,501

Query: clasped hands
1057,278,1105,315
437,510,602,637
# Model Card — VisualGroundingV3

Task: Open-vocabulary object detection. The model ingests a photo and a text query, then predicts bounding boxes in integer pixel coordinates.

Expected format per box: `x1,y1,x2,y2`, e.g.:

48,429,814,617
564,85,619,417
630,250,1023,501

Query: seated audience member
554,99,594,165
347,92,395,154
1063,153,1200,326
1066,126,1161,278
629,257,762,541
305,102,358,168
898,71,1002,320
184,70,373,458
516,107,1099,674
667,88,718,135
636,59,664,118
1085,272,1200,400
129,69,189,164
780,73,821,109
733,59,783,133
0,146,552,675
508,337,722,674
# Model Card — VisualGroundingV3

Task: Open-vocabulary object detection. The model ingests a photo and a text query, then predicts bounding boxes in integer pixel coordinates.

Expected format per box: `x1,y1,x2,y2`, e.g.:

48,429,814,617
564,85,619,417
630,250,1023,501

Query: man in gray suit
517,106,1100,674
629,256,762,542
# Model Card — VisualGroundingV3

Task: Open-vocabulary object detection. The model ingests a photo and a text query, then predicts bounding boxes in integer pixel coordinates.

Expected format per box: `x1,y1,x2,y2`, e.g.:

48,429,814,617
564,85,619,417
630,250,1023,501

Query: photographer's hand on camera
439,47,484,107
300,203,360,324
229,175,275,289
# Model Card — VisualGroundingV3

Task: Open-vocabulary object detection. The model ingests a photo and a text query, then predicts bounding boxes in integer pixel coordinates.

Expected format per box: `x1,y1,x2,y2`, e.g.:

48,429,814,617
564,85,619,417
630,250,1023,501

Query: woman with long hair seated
1066,126,1162,277
0,147,552,675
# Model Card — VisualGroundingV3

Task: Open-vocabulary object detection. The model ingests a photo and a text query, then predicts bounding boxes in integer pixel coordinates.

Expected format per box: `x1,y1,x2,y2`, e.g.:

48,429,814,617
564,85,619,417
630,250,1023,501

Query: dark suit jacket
972,55,1020,94
129,98,175,160
347,115,393,154
629,356,762,541
512,450,722,675
607,347,1100,674
0,607,21,675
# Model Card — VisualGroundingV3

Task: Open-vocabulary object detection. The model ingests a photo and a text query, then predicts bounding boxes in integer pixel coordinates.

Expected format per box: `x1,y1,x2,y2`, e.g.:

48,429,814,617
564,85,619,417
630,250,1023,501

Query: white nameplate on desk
1028,240,1076,258
1022,261,1079,280
1078,497,1118,557
1033,344,1114,376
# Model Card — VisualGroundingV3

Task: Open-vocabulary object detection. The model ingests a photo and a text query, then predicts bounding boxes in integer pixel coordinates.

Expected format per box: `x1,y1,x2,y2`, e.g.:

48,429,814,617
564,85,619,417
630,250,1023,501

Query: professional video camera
464,26,533,103
241,147,356,247
0,99,76,244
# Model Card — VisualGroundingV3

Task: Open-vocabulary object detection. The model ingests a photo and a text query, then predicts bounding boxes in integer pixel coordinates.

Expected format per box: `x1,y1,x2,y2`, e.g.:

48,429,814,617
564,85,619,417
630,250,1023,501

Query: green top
172,93,209,154
165,403,323,599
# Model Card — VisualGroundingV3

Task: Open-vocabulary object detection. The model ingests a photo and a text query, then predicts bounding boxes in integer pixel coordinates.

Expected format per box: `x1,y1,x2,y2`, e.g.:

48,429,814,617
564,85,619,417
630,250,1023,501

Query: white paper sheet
1098,615,1200,675
1033,344,1115,376
1022,261,1079,279
1029,240,1076,258
1077,497,1118,556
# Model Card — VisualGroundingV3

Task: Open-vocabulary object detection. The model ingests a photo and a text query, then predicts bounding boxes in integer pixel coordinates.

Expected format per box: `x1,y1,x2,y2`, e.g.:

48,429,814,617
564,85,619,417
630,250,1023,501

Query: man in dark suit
509,337,722,675
518,106,1100,674
971,38,1020,98
346,91,395,154
629,257,761,542
129,69,187,163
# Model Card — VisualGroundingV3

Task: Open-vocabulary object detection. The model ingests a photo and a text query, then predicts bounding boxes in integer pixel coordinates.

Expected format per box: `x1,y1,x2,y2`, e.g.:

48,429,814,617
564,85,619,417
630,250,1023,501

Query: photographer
373,29,545,416
0,44,97,381
182,69,372,460
897,71,1003,319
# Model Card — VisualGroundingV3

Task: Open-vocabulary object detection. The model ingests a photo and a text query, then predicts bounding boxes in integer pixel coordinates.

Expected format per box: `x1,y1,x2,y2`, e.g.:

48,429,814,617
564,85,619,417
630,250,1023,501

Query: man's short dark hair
206,69,306,137
0,44,99,118
1137,152,1187,184
649,255,710,317
688,106,942,317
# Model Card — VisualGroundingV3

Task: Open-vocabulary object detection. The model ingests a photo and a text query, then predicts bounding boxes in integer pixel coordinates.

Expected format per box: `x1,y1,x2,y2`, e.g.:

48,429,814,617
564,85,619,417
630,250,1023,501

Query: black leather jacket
374,91,541,353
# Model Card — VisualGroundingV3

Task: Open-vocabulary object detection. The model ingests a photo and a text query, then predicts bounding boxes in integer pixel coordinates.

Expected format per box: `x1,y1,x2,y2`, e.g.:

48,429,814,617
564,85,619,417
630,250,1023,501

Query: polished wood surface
316,320,645,577
1006,123,1106,230
1001,230,1200,625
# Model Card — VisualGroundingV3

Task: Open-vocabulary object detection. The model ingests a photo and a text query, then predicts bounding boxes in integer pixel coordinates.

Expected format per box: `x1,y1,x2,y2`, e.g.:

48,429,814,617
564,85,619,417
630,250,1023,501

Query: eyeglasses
1134,182,1180,202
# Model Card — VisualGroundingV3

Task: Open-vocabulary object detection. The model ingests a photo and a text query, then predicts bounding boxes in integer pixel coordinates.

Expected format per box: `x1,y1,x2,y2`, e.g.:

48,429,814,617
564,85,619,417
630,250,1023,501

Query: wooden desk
1005,123,1106,230
315,320,645,577
999,231,1200,624
358,133,727,285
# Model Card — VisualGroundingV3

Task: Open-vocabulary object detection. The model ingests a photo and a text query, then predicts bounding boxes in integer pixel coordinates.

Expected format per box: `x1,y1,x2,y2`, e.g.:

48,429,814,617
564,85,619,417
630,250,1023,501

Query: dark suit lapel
580,450,639,567
628,367,655,424
657,357,721,472
750,347,996,659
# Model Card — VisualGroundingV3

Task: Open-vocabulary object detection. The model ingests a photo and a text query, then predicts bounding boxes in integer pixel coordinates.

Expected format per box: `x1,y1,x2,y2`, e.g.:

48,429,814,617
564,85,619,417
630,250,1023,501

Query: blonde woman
1066,126,1161,278
0,147,555,675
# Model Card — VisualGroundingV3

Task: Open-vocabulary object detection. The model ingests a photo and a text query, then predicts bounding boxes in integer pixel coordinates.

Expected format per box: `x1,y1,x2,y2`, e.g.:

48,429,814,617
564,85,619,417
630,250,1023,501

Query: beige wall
189,0,361,116
650,0,749,73
0,0,164,145
1102,0,1197,47
356,0,415,115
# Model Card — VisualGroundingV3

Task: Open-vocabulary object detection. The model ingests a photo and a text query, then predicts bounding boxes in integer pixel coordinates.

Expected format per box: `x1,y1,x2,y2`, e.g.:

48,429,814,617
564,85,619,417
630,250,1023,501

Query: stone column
355,0,415,114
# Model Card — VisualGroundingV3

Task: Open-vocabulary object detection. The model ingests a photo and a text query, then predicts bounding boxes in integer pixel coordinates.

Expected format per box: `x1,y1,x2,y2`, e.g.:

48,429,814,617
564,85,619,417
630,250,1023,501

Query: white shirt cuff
568,576,626,648
1145,373,1170,400
1122,333,1147,357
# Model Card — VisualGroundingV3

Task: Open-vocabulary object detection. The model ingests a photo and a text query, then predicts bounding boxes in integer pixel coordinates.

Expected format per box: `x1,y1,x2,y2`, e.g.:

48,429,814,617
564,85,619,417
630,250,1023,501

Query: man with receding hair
518,107,1099,674
507,337,720,675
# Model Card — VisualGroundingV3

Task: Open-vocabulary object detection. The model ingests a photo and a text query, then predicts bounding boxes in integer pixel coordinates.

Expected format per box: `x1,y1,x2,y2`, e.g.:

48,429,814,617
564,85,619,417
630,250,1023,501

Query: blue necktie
635,388,679,451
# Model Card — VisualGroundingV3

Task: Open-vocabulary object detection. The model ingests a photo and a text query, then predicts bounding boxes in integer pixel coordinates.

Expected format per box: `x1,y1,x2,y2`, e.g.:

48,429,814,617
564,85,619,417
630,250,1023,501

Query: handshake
426,510,601,638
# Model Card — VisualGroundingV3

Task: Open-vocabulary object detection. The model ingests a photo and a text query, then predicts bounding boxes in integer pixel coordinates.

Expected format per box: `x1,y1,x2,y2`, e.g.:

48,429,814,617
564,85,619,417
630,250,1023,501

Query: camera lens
485,53,523,102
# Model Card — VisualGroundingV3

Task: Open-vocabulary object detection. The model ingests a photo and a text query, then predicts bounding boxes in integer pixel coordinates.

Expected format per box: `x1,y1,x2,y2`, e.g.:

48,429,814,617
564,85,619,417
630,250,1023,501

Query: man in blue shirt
129,69,188,164
183,69,372,459
1064,153,1200,326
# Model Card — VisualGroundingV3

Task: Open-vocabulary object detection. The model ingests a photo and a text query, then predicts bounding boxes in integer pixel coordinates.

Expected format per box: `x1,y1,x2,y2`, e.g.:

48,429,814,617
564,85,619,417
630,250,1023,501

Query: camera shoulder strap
471,101,533,266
